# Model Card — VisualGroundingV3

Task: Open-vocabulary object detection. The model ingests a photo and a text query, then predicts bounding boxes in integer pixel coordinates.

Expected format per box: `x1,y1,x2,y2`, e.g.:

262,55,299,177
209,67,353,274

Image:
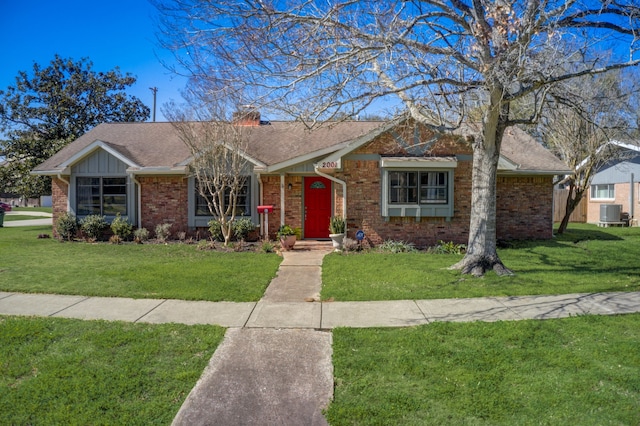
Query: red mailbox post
257,205,274,239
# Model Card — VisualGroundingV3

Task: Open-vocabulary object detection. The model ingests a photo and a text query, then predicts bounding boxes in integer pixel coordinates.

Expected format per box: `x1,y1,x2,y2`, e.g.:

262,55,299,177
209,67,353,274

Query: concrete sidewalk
2,210,53,227
2,290,639,328
2,241,640,425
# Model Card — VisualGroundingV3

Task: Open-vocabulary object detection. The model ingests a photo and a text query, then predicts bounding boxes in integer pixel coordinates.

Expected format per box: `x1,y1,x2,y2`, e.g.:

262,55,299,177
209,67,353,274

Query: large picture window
591,184,615,200
389,171,448,205
195,178,251,216
76,177,127,216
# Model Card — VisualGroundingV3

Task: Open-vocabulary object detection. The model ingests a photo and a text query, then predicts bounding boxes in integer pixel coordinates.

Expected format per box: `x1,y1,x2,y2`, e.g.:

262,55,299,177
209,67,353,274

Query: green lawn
327,314,640,425
3,223,640,425
12,206,52,214
322,224,640,300
0,316,225,425
0,226,281,302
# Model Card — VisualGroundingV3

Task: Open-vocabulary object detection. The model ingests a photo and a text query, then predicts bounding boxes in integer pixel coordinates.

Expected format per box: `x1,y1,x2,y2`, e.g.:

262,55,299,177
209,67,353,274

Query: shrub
196,240,216,251
133,227,149,243
155,223,172,242
110,213,133,240
233,217,256,241
208,219,224,242
55,212,78,241
80,215,108,241
378,239,416,253
261,240,276,253
109,235,122,244
432,240,466,255
342,237,360,252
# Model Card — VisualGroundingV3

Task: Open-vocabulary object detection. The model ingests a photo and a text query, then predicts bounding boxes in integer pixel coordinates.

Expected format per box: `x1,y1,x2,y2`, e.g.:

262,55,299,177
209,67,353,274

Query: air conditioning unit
600,204,622,223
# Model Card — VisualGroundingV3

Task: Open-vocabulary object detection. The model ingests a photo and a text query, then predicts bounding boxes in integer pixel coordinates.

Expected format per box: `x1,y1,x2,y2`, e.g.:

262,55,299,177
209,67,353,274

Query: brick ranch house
33,115,568,246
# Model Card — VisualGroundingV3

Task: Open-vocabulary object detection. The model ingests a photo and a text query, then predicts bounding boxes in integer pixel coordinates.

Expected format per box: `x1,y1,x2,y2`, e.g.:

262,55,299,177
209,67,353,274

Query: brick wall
496,176,554,240
138,176,189,235
330,130,554,247
587,182,640,223
51,177,69,238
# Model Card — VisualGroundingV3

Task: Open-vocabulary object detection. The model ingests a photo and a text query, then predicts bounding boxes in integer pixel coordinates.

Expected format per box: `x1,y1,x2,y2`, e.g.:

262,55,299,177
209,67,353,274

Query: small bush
196,240,216,251
208,219,224,242
55,212,78,241
133,227,149,243
80,215,108,241
432,240,466,255
233,217,256,241
261,240,276,253
177,231,187,241
342,237,360,252
155,223,172,242
378,239,416,253
110,213,133,240
109,235,122,244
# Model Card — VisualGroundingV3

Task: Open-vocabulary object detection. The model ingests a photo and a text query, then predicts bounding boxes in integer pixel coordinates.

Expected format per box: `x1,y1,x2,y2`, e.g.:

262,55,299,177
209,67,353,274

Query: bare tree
164,103,252,246
156,0,640,275
540,70,639,234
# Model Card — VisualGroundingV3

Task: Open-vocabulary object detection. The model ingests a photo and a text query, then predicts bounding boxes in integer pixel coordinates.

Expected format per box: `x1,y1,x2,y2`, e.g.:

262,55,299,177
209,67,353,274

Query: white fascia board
31,168,70,176
264,145,346,173
498,169,571,176
127,166,188,175
380,156,458,168
610,140,640,152
59,140,141,169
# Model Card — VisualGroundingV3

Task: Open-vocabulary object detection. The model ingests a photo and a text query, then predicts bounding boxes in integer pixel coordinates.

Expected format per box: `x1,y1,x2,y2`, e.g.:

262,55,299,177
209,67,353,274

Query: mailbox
257,205,274,214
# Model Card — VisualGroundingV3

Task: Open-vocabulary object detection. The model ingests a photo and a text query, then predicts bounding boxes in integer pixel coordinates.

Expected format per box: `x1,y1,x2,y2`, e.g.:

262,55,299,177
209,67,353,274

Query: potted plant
329,216,346,250
277,224,297,250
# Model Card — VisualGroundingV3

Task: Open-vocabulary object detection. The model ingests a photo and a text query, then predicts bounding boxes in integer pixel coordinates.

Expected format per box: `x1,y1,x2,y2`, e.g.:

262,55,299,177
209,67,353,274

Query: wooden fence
553,189,587,223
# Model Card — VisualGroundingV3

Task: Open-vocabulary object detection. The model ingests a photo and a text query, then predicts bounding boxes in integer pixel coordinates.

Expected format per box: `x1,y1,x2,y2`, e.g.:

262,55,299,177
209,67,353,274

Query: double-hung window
381,157,457,220
389,171,448,204
76,177,127,216
195,177,251,217
590,184,615,200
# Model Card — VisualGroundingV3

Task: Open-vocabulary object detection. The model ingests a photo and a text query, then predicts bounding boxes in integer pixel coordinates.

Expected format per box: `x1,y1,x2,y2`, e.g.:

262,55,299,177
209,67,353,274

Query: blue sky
0,0,187,121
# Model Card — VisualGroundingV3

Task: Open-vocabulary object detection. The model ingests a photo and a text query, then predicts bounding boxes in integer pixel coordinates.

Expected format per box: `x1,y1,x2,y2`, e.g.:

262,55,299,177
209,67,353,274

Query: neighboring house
33,115,568,246
587,141,640,223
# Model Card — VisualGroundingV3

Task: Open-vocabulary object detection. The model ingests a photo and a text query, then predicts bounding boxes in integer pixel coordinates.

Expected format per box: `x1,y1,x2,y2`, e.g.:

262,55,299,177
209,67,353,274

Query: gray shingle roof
33,121,568,174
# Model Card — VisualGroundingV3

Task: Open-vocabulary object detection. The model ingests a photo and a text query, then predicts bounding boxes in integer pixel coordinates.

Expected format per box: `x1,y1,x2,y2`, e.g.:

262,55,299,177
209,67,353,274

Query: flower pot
279,235,296,250
329,233,345,250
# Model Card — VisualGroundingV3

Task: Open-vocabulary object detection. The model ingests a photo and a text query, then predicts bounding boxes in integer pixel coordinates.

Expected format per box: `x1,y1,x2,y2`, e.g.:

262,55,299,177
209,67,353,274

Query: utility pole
149,87,158,122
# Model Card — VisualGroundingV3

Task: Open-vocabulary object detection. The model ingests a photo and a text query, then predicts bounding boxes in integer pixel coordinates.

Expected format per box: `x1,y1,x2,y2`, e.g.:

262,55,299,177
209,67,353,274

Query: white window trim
380,157,457,220
591,183,615,200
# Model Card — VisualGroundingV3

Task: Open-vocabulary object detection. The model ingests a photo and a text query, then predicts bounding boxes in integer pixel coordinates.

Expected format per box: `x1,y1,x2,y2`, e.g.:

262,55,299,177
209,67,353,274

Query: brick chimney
233,107,261,126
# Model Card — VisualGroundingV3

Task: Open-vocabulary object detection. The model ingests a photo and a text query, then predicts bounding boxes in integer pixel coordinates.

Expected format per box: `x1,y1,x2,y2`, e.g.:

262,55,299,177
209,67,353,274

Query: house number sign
319,159,341,169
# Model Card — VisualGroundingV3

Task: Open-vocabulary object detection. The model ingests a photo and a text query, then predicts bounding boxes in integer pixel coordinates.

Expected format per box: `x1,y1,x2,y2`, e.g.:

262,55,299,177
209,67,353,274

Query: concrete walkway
2,210,53,227
2,240,640,425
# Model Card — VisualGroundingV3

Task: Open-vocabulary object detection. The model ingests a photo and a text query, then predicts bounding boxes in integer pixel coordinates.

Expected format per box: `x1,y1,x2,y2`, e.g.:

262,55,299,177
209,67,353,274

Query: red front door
304,176,332,238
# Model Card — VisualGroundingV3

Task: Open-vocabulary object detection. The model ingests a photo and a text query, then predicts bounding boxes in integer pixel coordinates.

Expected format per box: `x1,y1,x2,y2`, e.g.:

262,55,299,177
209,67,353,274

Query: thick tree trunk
450,91,513,277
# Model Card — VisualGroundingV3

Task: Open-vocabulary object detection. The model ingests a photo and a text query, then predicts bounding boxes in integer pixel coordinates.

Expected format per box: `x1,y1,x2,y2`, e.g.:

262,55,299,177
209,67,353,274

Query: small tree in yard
164,103,252,246
156,1,640,276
